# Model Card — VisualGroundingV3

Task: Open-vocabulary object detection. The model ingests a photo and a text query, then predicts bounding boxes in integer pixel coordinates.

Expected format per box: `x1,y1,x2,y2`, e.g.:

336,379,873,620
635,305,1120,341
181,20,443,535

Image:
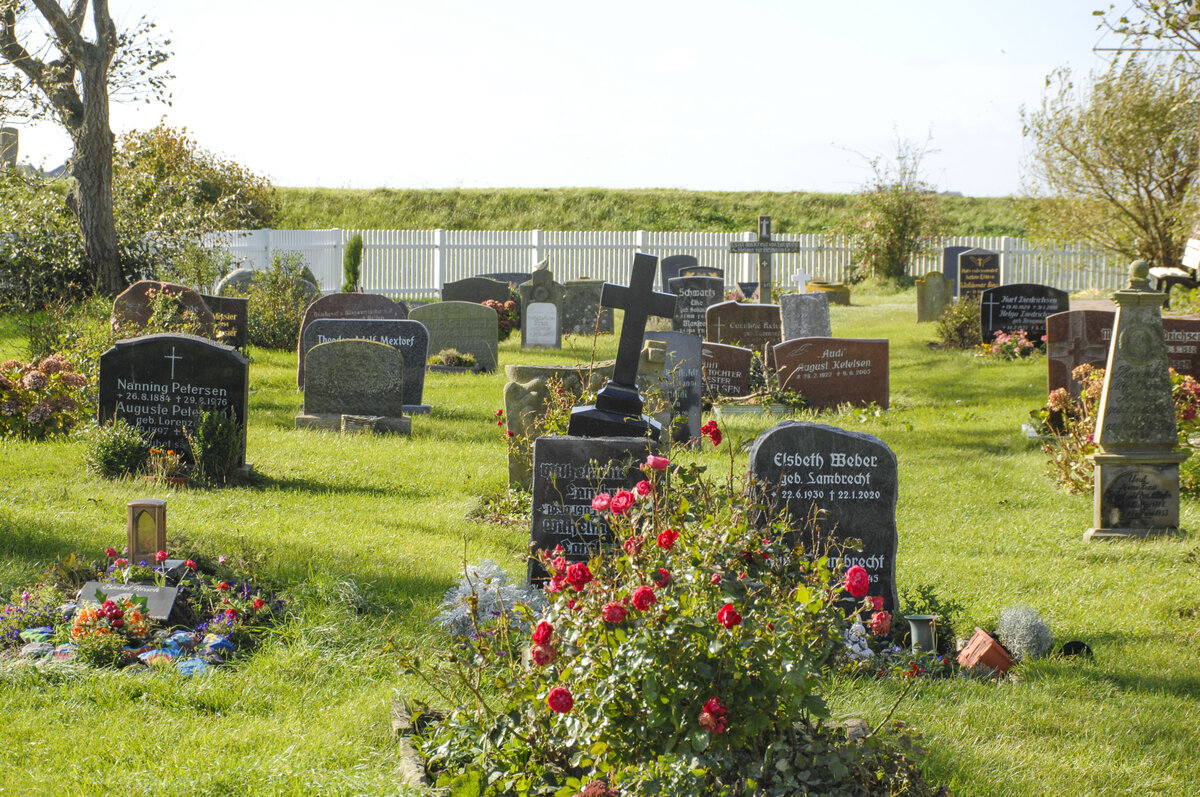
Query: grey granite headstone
980,283,1069,345
747,421,899,612
915,271,954,323
301,319,430,411
644,331,703,445
529,436,654,582
780,293,832,340
98,333,249,465
411,301,499,371
441,276,511,304
668,275,724,339
215,268,257,296
941,246,971,291
297,293,410,380
660,254,699,292
563,279,613,335
78,582,178,621
297,339,410,433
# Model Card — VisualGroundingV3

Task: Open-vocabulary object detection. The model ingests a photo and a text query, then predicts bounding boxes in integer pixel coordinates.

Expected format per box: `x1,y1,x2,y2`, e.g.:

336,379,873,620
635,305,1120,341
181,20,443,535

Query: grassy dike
0,286,1197,795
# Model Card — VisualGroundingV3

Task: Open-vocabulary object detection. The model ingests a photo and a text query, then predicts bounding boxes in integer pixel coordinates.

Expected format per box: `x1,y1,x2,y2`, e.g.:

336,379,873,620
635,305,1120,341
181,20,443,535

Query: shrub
428,348,476,368
996,607,1053,661
935,300,981,349
342,233,363,292
0,354,92,439
84,418,151,479
0,170,91,311
898,583,965,658
186,408,242,486
482,297,519,341
237,251,314,350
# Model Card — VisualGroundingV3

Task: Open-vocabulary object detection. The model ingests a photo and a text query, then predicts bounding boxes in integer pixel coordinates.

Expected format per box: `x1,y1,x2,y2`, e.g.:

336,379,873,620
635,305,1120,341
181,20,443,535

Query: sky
6,1,1126,197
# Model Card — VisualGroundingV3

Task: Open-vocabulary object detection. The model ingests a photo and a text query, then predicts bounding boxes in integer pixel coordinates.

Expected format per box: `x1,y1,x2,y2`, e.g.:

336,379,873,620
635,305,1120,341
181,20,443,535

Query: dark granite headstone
679,266,724,280
701,342,754,398
1047,309,1200,396
644,331,703,445
111,280,215,337
297,339,409,433
98,333,249,465
78,581,178,621
519,267,566,349
941,246,971,291
200,294,248,349
297,293,410,380
747,421,899,611
480,272,533,286
706,300,782,364
668,275,723,338
563,279,613,335
441,276,511,304
529,436,654,581
980,283,1069,345
660,254,699,292
568,253,677,438
773,338,889,410
958,249,1000,304
411,301,499,371
301,319,429,410
737,282,760,300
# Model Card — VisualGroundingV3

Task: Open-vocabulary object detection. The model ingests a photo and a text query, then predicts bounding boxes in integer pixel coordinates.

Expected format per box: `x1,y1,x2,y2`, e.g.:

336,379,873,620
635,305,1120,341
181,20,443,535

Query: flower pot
905,614,937,653
956,627,1014,673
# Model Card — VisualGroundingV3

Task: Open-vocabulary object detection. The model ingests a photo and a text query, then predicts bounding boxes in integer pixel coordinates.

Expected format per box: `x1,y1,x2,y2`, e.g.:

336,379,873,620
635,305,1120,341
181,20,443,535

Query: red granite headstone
772,337,889,410
701,342,754,398
111,280,215,337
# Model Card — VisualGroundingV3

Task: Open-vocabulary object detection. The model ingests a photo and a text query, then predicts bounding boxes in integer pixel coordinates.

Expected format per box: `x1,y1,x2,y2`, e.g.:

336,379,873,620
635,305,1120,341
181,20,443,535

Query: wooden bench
1149,238,1200,306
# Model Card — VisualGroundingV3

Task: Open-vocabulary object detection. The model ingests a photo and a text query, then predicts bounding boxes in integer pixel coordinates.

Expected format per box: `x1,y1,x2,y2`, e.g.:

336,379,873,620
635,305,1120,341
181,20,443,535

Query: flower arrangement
406,433,941,795
147,447,189,480
482,298,520,341
978,328,1039,360
0,354,91,439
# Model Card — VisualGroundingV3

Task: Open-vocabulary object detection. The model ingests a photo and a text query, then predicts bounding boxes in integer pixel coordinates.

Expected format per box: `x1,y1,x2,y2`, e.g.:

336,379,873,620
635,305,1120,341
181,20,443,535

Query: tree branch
29,0,89,61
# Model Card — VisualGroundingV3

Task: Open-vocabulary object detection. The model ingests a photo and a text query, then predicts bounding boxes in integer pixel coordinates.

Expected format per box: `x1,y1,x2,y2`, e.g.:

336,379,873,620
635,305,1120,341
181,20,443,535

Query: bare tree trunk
67,57,119,294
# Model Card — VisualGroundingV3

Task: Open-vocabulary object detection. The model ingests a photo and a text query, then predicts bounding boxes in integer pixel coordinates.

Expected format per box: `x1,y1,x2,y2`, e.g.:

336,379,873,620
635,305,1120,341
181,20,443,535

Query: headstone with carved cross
98,333,250,465
728,215,801,303
568,253,677,438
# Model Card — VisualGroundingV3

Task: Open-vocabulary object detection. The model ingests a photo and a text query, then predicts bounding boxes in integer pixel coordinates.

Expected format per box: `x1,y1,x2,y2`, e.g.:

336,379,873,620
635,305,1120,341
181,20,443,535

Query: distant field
276,187,1031,237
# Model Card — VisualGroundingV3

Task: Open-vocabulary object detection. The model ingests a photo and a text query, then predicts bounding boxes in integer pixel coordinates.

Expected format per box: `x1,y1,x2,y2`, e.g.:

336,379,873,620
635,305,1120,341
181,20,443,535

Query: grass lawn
0,286,1197,796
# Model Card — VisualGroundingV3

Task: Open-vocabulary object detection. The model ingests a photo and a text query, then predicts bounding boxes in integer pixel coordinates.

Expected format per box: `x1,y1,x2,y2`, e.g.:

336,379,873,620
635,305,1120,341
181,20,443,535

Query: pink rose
631,585,657,611
642,455,670,472
530,644,557,666
546,686,574,713
717,603,742,629
870,611,892,637
531,621,554,645
844,565,870,598
609,490,635,515
602,602,627,623
635,480,653,497
710,573,721,585
565,562,592,591
591,493,611,512
656,528,679,550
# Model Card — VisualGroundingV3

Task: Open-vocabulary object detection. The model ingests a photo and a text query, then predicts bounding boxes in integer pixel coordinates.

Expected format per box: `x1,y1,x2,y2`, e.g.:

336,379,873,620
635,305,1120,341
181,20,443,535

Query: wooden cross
601,252,676,389
728,215,801,302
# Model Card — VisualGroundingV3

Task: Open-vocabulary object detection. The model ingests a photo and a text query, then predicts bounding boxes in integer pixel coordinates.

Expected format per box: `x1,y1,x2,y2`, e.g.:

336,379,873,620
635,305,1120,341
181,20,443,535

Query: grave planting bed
0,287,1198,795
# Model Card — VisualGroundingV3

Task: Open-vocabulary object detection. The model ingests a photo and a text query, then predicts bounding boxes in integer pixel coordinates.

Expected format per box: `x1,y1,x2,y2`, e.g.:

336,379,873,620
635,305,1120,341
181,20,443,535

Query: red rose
710,573,721,585
546,686,574,713
253,598,266,611
567,599,579,611
154,550,168,563
717,603,742,629
602,602,627,623
844,565,870,598
531,621,554,645
546,577,563,594
870,611,891,637
635,480,653,497
104,547,118,558
217,582,230,591
631,585,657,611
652,568,671,586
623,536,643,555
114,558,128,567
565,562,592,591
609,490,635,515
225,607,238,619
183,560,197,570
551,556,568,574
530,644,557,666
870,595,884,612
642,455,670,471
698,696,727,734
656,528,679,550
591,493,611,512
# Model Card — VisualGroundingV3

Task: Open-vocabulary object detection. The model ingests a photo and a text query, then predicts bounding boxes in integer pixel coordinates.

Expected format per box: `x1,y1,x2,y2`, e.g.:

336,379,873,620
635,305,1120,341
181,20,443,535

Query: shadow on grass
242,471,430,500
0,506,95,575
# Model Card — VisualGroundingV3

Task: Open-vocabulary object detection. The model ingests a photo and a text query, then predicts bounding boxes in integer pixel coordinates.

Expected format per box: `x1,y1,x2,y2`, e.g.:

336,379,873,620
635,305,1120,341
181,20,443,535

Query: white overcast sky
9,1,1121,196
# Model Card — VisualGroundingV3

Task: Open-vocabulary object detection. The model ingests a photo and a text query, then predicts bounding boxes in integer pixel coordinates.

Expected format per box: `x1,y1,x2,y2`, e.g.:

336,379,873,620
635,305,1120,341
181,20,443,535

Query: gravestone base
295,412,411,435
405,404,432,415
1084,452,1189,541
568,383,661,440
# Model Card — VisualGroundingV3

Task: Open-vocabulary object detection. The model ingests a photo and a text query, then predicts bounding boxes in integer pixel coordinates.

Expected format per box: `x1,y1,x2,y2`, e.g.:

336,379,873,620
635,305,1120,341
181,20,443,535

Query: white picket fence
205,228,1129,297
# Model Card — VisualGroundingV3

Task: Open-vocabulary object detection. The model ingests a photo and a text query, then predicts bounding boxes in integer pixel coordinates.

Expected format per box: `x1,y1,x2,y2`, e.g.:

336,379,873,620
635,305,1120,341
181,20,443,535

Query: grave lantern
127,498,166,565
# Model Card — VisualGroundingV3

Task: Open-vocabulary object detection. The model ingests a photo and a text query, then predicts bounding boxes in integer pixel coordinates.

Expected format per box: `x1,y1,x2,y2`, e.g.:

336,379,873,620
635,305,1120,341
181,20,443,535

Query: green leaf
93,587,108,604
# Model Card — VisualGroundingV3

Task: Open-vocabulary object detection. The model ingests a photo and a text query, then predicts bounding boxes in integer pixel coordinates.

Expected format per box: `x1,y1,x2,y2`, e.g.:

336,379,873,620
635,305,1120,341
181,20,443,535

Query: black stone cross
728,215,801,303
568,252,677,439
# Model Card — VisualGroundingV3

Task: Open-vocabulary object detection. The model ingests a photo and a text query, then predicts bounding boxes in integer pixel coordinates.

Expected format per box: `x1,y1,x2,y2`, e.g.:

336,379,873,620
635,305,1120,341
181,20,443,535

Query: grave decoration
957,249,1000,304
747,420,899,612
518,266,566,349
1086,261,1190,540
668,275,723,338
563,279,613,335
915,271,954,323
772,338,889,410
728,215,800,303
780,292,832,340
568,252,677,438
300,319,430,412
297,293,410,384
0,354,91,440
979,283,1069,345
411,301,500,372
658,253,699,292
680,265,724,280
296,339,411,434
98,333,249,466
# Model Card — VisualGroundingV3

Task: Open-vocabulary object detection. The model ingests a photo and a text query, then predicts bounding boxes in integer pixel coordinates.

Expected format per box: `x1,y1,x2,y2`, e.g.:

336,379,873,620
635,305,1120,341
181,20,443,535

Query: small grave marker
199,294,248,348
701,342,754,398
78,581,179,621
519,267,566,349
915,271,954,323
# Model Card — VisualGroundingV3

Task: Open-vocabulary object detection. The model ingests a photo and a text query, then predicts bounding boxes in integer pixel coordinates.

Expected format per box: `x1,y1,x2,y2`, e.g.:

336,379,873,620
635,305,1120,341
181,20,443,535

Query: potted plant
957,627,1015,674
